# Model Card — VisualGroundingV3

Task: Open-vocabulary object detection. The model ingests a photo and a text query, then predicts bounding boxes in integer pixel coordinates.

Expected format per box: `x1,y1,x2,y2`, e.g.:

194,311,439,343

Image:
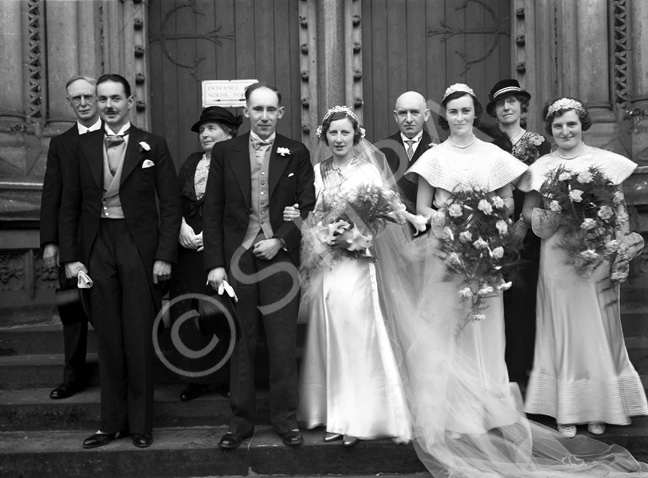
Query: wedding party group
41,72,648,476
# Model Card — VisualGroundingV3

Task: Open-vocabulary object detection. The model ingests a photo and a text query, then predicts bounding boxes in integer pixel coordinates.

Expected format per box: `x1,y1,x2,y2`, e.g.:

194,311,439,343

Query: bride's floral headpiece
316,105,366,139
546,98,584,119
442,83,476,102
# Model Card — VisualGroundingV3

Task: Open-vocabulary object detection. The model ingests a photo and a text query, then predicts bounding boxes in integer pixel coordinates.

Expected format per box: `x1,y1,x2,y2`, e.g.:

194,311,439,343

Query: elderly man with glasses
40,75,102,400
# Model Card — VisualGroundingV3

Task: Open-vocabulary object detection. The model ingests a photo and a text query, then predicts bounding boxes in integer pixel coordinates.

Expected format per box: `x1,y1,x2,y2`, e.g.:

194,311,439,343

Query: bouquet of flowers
539,165,641,281
301,184,426,279
436,189,522,334
512,132,546,165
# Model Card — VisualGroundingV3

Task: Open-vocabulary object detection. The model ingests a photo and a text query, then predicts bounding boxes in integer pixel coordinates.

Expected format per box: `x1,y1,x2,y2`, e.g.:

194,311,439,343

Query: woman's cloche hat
191,106,243,133
486,79,531,116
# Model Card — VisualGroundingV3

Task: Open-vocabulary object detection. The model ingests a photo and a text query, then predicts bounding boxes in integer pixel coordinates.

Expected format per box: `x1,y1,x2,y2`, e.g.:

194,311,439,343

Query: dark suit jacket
58,126,182,282
40,124,79,248
377,130,432,210
203,132,316,271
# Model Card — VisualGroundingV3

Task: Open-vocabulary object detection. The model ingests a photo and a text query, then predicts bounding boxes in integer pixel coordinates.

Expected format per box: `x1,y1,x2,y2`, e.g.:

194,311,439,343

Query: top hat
486,79,531,116
190,106,243,133
197,292,240,341
55,278,91,325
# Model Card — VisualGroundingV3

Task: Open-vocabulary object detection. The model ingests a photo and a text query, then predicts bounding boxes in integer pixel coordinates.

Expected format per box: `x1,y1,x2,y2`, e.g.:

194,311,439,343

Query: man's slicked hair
97,73,132,97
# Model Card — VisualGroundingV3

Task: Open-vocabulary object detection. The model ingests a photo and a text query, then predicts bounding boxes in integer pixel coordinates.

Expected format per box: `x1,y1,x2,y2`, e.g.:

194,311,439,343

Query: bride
290,106,415,447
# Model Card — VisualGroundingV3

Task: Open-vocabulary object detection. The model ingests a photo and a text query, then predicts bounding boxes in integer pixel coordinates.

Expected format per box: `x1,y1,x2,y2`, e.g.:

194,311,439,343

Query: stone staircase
1,292,648,477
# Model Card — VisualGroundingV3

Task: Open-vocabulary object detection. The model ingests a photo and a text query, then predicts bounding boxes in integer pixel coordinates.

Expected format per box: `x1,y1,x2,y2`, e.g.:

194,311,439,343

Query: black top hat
486,79,531,116
190,106,243,133
55,278,91,325
197,292,240,340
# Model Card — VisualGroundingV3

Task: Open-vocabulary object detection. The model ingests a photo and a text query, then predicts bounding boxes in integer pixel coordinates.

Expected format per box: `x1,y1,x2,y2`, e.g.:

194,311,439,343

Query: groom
203,82,315,449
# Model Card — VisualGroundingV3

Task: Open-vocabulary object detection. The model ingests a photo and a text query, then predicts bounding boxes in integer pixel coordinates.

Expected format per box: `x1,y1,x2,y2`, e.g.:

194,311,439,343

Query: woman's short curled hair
542,97,592,136
438,91,483,131
216,121,239,138
320,111,363,145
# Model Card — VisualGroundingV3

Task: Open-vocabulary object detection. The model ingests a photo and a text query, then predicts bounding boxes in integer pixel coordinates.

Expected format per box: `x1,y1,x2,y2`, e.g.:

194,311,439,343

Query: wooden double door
148,0,511,166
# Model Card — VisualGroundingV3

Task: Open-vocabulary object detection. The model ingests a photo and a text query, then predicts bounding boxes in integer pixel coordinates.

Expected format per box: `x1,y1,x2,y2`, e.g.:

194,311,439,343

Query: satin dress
405,138,528,434
519,146,648,425
297,157,411,441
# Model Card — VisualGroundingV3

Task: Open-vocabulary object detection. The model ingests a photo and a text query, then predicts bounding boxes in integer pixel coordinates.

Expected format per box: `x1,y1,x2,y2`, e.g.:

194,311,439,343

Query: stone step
0,384,253,431
0,426,427,478
2,420,648,478
0,322,309,356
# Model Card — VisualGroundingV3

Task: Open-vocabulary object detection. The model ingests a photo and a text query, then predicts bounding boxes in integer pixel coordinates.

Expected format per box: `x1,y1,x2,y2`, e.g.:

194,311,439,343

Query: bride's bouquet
436,188,522,334
539,165,642,282
302,184,426,277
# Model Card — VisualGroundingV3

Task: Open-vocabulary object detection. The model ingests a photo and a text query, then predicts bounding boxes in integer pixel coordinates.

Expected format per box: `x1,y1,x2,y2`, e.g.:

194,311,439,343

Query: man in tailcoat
40,75,101,399
376,91,433,211
59,73,181,449
203,83,315,449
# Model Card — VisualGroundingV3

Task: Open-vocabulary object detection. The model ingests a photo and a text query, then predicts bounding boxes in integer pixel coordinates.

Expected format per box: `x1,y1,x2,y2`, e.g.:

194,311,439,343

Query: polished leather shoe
83,429,129,449
323,432,343,442
343,435,360,447
132,433,153,448
50,382,82,400
180,383,209,401
280,429,304,447
219,432,251,450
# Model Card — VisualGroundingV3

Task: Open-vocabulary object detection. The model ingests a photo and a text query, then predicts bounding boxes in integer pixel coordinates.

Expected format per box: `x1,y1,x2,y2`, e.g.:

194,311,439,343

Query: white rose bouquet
437,188,523,334
539,165,642,281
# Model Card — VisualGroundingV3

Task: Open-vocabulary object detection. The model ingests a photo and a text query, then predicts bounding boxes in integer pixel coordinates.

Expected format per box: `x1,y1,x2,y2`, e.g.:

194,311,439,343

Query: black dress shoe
50,382,82,400
180,383,209,401
83,429,129,449
219,432,251,450
343,435,360,447
132,433,153,448
280,429,304,447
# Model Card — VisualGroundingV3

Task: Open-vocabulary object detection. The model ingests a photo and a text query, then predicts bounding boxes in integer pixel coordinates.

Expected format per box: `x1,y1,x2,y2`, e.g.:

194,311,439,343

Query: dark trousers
227,246,300,436
89,219,156,434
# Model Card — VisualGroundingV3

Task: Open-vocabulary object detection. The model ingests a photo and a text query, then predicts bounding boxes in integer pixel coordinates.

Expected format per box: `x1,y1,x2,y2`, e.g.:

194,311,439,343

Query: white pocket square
142,160,155,168
287,172,295,177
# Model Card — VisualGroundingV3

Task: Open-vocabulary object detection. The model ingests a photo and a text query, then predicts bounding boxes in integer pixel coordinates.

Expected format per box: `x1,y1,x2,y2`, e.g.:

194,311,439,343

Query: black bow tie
105,129,130,148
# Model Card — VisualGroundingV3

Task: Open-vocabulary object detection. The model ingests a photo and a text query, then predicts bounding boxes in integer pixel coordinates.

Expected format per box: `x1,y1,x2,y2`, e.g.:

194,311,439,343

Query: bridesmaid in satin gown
518,97,648,438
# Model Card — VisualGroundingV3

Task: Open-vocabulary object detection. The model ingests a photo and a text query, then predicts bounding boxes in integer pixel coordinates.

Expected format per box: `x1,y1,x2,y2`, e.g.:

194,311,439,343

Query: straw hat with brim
197,292,240,341
486,79,531,116
55,281,91,325
190,106,243,133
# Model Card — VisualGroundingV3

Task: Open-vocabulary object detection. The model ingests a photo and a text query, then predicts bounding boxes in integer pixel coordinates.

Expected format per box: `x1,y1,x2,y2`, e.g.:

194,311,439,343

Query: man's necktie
405,139,415,160
251,137,273,152
105,130,129,175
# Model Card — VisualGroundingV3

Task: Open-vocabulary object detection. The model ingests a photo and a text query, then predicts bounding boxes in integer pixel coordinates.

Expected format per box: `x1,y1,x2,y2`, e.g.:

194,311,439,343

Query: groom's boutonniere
277,147,290,157
139,141,151,152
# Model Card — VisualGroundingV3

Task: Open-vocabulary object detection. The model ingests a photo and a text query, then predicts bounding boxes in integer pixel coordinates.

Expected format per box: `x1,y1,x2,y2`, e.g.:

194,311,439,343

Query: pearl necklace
449,135,476,149
556,143,585,159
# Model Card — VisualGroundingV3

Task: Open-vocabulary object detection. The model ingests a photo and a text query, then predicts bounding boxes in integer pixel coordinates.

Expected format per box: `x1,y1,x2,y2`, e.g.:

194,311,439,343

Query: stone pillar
45,1,80,129
299,0,363,147
576,0,615,123
629,0,648,165
0,0,25,123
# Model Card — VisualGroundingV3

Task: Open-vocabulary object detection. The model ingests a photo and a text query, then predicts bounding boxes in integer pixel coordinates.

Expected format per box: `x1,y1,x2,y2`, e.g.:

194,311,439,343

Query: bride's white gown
297,157,411,441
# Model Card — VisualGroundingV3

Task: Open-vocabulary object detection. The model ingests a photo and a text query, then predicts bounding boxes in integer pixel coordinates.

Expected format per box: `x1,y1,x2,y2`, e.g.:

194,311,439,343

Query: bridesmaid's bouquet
539,165,642,281
437,189,522,334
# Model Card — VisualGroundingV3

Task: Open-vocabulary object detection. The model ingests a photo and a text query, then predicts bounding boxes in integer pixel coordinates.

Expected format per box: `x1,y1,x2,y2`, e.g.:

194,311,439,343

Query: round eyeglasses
69,94,96,106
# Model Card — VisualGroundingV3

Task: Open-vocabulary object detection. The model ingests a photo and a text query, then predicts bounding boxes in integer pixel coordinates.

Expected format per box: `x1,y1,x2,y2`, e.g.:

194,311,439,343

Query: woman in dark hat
486,79,550,391
169,106,243,401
